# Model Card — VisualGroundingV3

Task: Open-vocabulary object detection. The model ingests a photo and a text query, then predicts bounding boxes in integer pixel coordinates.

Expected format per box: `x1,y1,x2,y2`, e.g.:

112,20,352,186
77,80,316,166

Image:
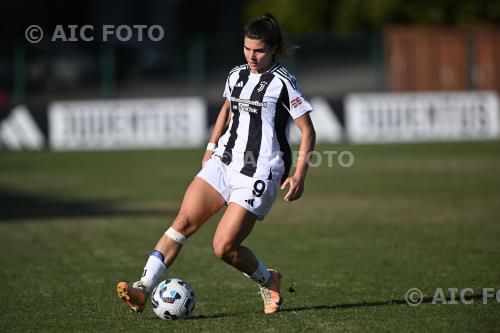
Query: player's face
243,37,276,74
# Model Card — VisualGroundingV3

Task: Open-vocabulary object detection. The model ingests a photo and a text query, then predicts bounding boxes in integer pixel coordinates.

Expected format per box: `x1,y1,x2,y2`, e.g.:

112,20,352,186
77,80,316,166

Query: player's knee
212,239,236,261
171,213,194,236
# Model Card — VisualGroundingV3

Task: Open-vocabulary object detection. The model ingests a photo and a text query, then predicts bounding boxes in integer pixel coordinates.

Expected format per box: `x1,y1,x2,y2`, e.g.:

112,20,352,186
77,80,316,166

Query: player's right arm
202,99,231,166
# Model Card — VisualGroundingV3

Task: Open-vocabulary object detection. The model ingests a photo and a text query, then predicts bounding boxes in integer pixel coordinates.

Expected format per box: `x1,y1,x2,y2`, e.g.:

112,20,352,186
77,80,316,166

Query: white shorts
196,156,281,220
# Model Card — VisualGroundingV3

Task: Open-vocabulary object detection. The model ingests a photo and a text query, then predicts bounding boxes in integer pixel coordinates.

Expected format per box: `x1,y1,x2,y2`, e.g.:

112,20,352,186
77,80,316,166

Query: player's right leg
117,176,225,313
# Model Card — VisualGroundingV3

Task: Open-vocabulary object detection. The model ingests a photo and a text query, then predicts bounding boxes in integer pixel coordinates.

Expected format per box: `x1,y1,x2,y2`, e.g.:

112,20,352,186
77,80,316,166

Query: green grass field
1,142,499,332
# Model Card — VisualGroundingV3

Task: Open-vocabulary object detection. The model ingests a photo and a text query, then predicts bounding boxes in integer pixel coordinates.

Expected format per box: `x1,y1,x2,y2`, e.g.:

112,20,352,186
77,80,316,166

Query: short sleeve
281,78,313,120
223,75,231,98
223,65,244,99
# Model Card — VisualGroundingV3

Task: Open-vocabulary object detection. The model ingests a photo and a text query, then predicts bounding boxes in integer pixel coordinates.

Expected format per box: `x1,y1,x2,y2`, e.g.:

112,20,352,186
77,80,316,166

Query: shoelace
258,286,273,305
132,281,150,294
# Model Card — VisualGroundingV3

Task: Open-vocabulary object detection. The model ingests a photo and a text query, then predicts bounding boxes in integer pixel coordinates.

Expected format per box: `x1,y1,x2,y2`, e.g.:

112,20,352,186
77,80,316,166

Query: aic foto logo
405,287,500,306
26,24,165,43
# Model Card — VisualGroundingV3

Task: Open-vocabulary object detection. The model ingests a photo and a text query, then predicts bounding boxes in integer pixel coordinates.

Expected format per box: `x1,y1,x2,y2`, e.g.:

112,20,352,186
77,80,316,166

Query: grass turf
0,141,499,332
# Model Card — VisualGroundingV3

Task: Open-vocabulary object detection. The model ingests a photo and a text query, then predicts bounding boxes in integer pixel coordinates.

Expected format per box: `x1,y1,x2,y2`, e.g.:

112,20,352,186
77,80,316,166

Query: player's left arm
281,112,316,202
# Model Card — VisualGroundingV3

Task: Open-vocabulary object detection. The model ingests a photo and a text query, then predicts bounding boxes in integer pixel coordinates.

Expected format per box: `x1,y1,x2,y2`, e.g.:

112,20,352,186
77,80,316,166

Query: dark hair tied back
244,13,285,60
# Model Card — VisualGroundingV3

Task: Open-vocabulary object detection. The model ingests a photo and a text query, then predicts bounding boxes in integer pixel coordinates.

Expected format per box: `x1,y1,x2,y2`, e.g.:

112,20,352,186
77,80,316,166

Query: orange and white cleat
259,269,282,314
116,281,148,313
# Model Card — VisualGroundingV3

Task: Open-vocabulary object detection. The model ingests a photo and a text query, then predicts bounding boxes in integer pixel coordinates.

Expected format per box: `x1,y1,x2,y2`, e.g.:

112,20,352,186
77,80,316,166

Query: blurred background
0,0,499,149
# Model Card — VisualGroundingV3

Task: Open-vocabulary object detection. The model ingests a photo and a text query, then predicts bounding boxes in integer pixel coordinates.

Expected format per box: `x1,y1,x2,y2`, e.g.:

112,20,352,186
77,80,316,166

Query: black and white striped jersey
213,63,313,183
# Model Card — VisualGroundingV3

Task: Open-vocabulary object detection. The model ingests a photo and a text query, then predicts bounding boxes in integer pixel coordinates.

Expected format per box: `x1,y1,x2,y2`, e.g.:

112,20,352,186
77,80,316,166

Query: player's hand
201,150,213,167
281,175,304,202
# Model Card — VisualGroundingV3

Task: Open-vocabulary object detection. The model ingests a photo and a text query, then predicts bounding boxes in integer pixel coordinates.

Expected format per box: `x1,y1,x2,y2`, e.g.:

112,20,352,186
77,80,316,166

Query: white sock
244,260,271,286
140,251,167,292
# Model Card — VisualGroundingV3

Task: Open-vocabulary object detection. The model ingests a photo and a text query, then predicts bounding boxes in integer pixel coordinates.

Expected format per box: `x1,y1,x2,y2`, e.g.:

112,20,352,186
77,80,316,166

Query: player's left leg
212,203,282,314
212,202,258,272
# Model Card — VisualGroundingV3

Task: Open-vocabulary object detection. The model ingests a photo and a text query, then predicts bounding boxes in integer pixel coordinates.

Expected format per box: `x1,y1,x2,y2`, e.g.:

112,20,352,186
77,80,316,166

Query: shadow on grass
135,294,489,321
0,187,176,222
186,312,242,320
142,294,487,321
281,294,486,313
146,312,241,321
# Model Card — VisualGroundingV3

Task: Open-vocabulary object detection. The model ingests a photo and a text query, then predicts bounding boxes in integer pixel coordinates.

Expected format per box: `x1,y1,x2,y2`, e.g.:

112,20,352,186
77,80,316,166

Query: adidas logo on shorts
245,198,254,207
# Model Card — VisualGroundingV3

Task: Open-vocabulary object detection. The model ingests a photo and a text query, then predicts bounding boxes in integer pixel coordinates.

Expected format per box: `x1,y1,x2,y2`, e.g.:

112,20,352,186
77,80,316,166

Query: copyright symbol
405,288,423,306
25,25,43,43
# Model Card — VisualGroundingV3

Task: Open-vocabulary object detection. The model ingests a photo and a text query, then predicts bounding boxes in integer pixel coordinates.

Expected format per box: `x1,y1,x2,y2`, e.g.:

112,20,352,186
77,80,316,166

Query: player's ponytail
244,13,285,60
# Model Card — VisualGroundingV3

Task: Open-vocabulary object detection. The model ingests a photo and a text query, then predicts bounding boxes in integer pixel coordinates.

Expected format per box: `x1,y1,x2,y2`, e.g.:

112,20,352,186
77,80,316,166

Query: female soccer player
117,13,316,314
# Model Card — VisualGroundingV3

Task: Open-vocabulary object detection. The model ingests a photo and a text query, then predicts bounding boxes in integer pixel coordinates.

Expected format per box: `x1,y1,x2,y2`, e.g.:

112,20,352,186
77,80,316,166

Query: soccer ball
151,279,196,320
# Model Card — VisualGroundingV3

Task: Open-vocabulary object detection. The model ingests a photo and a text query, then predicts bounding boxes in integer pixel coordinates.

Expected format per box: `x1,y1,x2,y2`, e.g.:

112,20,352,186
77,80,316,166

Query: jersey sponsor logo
291,97,302,108
230,96,267,107
239,103,258,114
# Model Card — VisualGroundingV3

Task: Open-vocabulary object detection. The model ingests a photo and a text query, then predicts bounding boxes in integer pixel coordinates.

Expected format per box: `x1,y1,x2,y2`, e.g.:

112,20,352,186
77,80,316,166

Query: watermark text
25,24,165,43
405,287,500,306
